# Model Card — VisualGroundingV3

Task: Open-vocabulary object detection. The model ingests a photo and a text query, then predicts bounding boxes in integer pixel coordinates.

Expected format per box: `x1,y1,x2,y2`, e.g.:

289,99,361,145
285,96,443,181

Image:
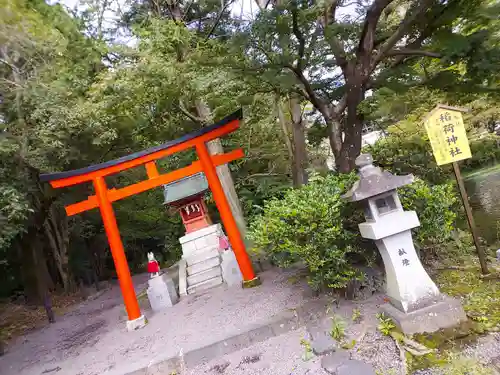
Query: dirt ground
0,269,322,375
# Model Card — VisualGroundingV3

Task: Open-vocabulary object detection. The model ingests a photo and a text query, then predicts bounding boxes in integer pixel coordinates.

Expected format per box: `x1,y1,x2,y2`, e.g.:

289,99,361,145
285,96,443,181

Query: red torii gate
40,109,257,327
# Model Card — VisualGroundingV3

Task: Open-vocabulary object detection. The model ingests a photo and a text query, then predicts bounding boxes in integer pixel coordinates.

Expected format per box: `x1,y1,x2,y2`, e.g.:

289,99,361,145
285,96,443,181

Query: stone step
185,248,220,267
187,256,221,276
187,266,222,287
187,275,223,295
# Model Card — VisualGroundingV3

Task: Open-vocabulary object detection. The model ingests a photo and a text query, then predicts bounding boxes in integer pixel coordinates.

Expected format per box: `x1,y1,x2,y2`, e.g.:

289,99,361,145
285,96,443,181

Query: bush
399,179,458,246
366,134,450,184
249,172,458,291
248,173,361,290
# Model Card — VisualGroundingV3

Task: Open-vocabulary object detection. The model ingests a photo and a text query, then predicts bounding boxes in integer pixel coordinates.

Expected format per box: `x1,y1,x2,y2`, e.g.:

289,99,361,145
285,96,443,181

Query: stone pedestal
221,249,243,287
147,273,179,312
177,224,245,295
180,223,223,257
179,224,225,295
126,315,146,331
360,211,440,313
381,295,466,334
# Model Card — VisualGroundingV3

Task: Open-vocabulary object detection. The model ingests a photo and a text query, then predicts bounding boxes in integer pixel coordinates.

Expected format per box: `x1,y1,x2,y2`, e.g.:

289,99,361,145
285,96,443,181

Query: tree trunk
337,72,365,173
327,116,343,162
44,207,70,292
276,95,297,184
289,95,308,187
194,100,247,237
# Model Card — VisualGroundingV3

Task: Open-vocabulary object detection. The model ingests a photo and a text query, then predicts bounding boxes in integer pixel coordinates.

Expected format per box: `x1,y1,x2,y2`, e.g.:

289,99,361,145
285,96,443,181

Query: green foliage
330,315,346,341
399,179,458,246
368,133,500,185
437,265,500,330
351,308,362,323
445,356,493,375
299,338,313,361
367,135,450,185
248,173,361,290
249,170,458,290
376,313,396,336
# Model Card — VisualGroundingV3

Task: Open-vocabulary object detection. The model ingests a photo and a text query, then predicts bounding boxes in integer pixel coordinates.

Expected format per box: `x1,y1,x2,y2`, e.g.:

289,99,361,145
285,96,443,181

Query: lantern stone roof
342,153,414,202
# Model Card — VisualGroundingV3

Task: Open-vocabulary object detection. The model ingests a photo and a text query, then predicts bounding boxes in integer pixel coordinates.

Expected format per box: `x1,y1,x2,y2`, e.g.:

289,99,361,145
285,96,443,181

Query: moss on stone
406,262,499,373
436,264,500,330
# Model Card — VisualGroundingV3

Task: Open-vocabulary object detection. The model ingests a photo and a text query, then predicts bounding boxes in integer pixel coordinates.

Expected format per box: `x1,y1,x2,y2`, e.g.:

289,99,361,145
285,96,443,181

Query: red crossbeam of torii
40,109,257,326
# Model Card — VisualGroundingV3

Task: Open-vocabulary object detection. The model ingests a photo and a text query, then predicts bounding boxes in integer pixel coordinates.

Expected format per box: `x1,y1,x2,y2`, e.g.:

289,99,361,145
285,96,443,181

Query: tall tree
235,0,499,171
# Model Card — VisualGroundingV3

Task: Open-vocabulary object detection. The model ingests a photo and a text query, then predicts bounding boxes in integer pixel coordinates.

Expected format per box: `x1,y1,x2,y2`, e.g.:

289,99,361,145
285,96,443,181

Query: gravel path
0,268,318,375
186,328,328,375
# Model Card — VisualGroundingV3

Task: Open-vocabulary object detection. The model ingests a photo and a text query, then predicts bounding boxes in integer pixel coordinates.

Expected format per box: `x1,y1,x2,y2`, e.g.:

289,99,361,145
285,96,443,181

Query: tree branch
333,94,347,116
373,0,433,67
321,0,348,71
291,6,306,70
205,0,234,40
179,100,204,123
358,0,394,61
386,48,441,58
285,64,330,121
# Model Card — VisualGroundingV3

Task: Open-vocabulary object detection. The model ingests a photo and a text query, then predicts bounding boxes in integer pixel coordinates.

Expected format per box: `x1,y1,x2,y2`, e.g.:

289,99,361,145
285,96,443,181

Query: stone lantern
343,154,466,334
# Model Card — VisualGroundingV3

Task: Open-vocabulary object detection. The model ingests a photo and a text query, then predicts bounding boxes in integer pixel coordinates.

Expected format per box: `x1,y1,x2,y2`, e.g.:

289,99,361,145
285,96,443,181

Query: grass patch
436,265,500,330
406,261,499,373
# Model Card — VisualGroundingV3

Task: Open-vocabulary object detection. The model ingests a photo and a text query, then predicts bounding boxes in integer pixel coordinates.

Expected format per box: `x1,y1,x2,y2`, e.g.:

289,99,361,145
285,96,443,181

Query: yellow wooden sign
424,105,472,165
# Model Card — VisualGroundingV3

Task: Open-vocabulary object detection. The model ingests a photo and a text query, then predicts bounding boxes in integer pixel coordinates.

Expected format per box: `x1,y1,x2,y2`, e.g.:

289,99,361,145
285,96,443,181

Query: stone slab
187,275,223,295
321,351,350,374
336,360,376,375
187,256,221,275
179,224,222,244
307,321,338,355
187,266,222,286
380,295,467,334
178,259,187,296
185,248,220,266
359,211,420,240
491,355,500,372
220,249,243,287
147,275,179,311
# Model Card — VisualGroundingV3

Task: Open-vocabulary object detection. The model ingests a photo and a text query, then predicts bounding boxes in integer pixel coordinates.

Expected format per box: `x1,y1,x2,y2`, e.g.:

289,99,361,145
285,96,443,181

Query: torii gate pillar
40,110,259,331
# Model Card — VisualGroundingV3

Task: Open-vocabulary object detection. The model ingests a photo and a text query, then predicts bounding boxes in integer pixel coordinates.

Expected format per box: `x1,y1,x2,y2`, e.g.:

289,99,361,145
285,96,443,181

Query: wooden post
195,142,258,284
452,162,490,275
93,176,142,320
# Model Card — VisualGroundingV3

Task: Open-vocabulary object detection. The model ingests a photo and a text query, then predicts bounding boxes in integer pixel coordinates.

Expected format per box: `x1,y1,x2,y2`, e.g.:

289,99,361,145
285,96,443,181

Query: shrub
249,172,458,290
399,179,458,246
248,173,361,290
366,134,450,184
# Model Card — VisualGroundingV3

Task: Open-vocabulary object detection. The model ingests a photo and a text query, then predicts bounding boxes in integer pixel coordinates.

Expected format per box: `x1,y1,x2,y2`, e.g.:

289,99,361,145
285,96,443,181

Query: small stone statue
147,252,160,278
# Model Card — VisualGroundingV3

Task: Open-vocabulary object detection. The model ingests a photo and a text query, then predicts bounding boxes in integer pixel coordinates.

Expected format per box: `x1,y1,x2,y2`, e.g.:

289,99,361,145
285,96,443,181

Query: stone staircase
179,224,225,296
185,249,223,294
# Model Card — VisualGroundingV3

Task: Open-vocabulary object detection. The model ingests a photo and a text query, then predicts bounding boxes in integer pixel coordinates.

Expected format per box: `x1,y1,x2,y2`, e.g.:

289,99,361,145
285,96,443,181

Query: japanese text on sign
424,106,471,165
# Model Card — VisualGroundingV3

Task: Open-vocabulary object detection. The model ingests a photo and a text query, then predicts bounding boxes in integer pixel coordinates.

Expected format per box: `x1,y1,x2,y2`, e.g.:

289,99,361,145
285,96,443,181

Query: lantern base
126,314,147,331
380,295,466,335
